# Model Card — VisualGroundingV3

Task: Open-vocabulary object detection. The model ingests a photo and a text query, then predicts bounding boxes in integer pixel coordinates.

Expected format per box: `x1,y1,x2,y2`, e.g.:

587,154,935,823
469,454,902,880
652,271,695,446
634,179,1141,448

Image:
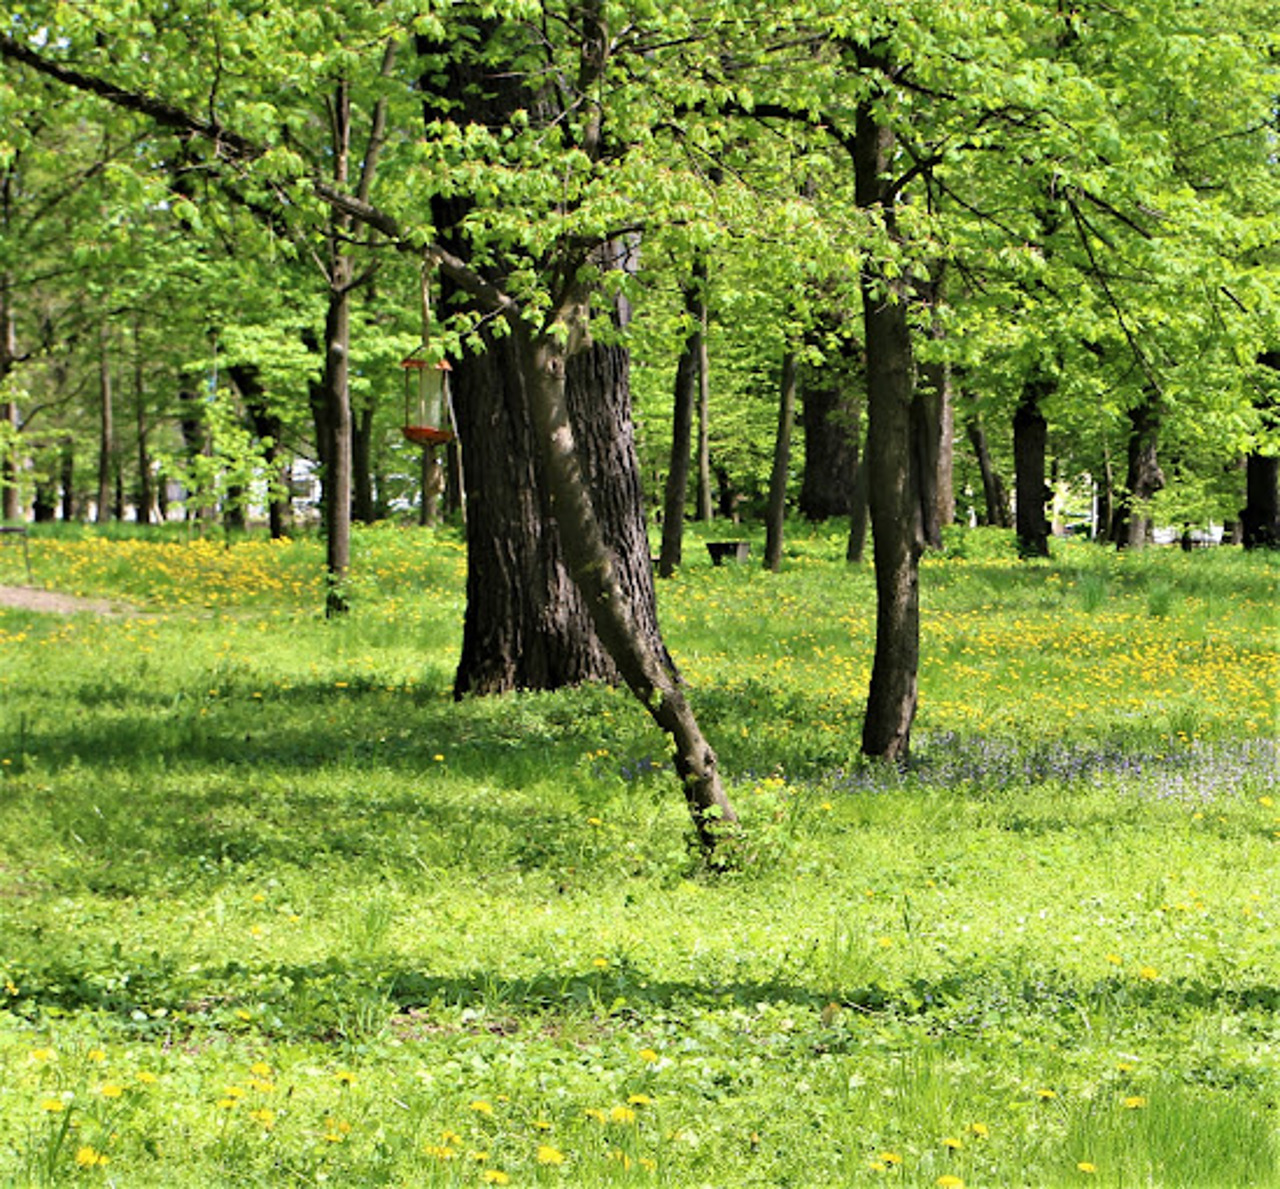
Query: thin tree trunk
60,440,75,521
133,320,153,525
964,410,1010,528
518,320,738,853
658,274,702,577
353,401,376,524
845,418,869,563
764,350,798,571
0,400,16,522
855,72,922,764
96,324,114,524
695,287,713,522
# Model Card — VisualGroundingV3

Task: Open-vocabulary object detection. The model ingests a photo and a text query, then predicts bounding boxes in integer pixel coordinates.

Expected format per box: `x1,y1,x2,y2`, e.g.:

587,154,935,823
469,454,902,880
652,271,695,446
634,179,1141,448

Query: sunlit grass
0,523,1275,1186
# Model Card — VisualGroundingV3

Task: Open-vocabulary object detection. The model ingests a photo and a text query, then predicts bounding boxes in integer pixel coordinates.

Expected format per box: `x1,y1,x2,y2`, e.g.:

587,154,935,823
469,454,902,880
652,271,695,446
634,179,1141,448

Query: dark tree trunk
658,272,703,577
845,420,869,563
451,329,643,695
133,318,153,525
798,340,858,521
1110,389,1163,550
234,367,290,540
1241,352,1279,549
914,271,953,548
855,78,921,764
763,350,798,571
695,292,713,523
964,410,1010,529
1013,377,1052,557
0,400,16,522
322,270,353,613
96,325,114,524
1241,453,1280,549
33,475,56,522
353,401,376,524
60,440,75,522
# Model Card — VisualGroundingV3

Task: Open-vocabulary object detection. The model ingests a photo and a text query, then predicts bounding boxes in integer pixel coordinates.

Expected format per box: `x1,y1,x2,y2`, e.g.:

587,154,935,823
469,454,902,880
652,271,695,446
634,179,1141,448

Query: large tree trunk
658,274,702,577
763,350,798,571
1110,389,1163,550
322,269,353,613
1013,377,1052,557
519,320,737,852
451,329,640,694
856,85,921,764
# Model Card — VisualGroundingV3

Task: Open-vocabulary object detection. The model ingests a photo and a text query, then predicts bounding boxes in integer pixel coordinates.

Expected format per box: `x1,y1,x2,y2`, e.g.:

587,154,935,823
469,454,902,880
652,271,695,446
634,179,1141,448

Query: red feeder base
402,425,454,446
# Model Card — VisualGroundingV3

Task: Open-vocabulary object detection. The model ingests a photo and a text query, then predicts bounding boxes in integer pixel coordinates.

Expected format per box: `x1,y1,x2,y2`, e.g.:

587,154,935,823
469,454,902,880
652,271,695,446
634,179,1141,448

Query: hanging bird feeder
401,352,454,446
401,258,455,447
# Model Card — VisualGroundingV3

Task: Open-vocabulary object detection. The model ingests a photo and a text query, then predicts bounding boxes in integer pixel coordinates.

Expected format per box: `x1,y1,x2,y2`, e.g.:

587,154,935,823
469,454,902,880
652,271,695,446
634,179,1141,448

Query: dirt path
0,585,137,616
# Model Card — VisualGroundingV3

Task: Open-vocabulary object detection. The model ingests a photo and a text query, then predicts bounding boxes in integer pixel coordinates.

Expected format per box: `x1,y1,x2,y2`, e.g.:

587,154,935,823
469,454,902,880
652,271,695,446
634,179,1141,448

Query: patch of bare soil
0,585,137,616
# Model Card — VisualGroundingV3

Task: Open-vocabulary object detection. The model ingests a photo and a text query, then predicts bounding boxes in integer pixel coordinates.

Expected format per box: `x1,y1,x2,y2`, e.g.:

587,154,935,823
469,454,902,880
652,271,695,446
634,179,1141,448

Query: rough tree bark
855,72,923,763
763,350,798,572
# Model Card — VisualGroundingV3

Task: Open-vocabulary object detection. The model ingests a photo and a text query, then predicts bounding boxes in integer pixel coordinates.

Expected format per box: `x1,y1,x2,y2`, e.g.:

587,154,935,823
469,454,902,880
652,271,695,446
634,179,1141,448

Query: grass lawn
0,522,1276,1187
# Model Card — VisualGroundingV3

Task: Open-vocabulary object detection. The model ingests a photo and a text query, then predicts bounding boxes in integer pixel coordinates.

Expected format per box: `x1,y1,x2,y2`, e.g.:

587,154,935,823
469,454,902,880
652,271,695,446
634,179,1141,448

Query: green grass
0,523,1276,1186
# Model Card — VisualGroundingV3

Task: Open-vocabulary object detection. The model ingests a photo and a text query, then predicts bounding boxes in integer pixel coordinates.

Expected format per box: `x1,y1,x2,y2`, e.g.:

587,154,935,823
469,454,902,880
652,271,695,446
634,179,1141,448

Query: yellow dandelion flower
469,1149,489,1162
40,1099,65,1113
640,1157,657,1172
470,1099,494,1115
441,1129,463,1146
587,816,603,826
75,1146,109,1168
246,1077,275,1093
537,1144,566,1165
1123,1096,1147,1110
880,1152,903,1165
1116,1062,1135,1074
87,1049,106,1063
1036,1088,1057,1100
584,1108,608,1123
1078,1162,1097,1174
136,1071,158,1085
592,957,610,969
638,1048,659,1063
249,1107,275,1129
627,1094,653,1106
28,1048,56,1063
335,1070,357,1086
936,1177,964,1189
1105,954,1123,966
250,1062,272,1077
1137,966,1159,981
609,1105,637,1124
969,1122,989,1138
97,1083,124,1099
532,1119,553,1130
480,1171,510,1185
942,1137,964,1150
869,1162,887,1172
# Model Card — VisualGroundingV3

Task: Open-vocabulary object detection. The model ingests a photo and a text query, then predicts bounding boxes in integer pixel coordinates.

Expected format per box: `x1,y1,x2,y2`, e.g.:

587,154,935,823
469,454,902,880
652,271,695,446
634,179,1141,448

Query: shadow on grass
5,951,1278,1046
